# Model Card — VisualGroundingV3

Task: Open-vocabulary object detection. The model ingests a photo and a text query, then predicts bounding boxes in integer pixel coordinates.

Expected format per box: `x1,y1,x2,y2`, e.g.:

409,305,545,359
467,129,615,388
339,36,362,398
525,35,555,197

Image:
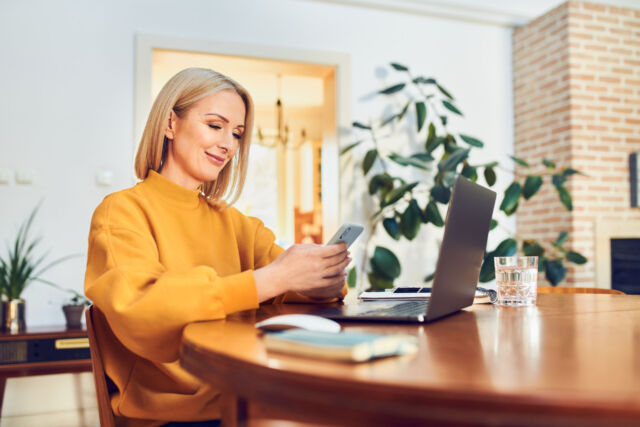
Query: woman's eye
208,124,221,130
233,134,242,140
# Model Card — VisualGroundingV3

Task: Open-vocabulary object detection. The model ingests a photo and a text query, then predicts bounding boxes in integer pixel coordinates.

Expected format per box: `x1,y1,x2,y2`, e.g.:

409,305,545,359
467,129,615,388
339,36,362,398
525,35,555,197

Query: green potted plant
0,204,77,332
61,290,91,328
343,62,587,291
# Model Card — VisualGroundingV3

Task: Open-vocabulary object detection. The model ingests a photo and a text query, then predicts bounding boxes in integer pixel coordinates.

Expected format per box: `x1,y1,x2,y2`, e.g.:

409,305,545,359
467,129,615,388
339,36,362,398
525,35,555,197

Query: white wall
0,0,515,327
0,0,517,419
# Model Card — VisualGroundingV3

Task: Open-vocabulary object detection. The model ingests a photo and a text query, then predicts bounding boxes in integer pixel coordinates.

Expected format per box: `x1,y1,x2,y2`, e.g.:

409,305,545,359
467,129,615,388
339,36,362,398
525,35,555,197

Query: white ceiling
299,0,640,26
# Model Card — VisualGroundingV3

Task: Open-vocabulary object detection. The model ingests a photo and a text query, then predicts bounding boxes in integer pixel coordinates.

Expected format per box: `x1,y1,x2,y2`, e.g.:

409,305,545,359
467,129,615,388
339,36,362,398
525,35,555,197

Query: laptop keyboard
355,301,429,317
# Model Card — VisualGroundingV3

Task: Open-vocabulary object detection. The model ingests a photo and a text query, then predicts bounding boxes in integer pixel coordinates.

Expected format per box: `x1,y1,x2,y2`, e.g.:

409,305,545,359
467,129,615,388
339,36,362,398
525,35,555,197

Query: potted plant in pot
0,204,77,332
61,290,91,329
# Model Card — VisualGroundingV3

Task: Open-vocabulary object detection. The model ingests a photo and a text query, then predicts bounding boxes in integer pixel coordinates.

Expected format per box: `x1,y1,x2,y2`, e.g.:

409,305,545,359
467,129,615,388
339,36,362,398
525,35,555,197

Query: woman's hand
254,243,350,302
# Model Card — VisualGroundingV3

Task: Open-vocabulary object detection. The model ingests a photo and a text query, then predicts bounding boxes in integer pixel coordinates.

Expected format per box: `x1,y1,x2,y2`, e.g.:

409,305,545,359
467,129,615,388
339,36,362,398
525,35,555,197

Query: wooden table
0,326,91,413
180,294,640,426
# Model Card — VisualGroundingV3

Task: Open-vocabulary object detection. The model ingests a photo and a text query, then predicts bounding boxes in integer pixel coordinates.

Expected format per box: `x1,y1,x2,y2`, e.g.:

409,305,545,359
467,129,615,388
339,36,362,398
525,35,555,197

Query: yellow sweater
84,171,338,426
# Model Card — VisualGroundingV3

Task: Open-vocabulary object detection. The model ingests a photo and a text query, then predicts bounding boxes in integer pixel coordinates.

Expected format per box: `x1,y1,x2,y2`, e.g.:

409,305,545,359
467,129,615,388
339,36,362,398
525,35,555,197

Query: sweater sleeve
84,199,259,363
246,216,348,304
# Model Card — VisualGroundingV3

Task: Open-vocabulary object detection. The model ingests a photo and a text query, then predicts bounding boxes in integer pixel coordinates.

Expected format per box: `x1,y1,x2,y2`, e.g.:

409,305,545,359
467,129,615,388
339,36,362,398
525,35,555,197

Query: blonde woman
84,68,349,427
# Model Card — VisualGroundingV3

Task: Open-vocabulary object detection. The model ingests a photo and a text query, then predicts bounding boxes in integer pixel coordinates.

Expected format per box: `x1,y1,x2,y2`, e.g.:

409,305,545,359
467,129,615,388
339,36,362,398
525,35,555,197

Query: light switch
96,170,113,187
0,168,11,184
15,169,36,185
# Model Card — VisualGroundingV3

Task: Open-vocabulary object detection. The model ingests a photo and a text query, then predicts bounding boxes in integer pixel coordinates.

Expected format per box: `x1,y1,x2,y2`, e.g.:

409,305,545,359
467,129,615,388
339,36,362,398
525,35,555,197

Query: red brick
599,115,621,123
583,43,608,52
596,15,619,24
583,3,606,12
612,67,634,74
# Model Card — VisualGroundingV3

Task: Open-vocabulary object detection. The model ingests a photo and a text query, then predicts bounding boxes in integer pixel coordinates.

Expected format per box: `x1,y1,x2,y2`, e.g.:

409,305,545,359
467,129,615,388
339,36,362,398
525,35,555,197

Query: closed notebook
263,330,418,362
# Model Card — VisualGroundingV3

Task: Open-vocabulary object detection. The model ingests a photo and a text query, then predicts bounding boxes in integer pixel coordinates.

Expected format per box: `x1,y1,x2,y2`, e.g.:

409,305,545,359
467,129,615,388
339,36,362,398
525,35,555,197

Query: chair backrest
86,305,116,427
537,286,625,295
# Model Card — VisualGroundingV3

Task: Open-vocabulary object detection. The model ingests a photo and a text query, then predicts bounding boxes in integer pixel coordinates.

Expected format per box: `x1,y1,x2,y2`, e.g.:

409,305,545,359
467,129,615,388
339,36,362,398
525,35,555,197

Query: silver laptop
313,176,496,323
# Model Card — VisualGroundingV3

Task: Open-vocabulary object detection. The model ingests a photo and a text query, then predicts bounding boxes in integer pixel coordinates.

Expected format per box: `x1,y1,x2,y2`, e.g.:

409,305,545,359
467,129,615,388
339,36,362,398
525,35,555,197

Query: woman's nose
218,131,234,151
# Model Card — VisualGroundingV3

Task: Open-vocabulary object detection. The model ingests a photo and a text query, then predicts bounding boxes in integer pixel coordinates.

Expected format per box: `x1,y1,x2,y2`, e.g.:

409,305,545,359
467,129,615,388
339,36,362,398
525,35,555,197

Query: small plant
65,289,91,307
0,204,78,300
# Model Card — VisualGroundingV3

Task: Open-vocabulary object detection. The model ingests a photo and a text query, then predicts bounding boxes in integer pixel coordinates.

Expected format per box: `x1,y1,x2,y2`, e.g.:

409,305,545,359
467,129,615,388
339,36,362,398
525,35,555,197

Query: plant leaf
545,259,567,286
566,251,588,265
442,100,462,115
499,182,522,215
400,200,421,240
562,167,583,178
437,84,453,100
478,254,495,282
390,62,409,71
425,201,444,227
369,173,393,195
490,219,498,230
484,167,496,187
398,102,411,120
340,140,362,155
382,217,401,240
415,101,426,132
438,147,470,172
413,76,436,85
347,266,357,288
380,114,398,128
459,134,484,148
367,273,395,291
371,246,401,280
388,153,429,170
424,272,435,282
522,175,543,199
555,231,569,247
362,149,378,175
461,163,477,181
352,121,371,130
430,184,451,204
522,240,545,256
510,155,530,168
552,173,566,188
379,83,406,95
383,182,419,206
543,158,556,169
426,135,444,154
493,238,518,257
411,153,434,162
556,185,573,211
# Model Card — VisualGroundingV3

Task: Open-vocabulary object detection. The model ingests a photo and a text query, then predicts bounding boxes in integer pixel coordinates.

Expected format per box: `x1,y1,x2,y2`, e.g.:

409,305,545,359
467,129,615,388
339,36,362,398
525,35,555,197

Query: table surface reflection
180,294,640,426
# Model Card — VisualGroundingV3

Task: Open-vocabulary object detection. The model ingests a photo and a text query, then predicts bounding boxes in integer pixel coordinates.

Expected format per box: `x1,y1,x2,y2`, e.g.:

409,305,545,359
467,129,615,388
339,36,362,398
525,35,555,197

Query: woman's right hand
254,243,350,303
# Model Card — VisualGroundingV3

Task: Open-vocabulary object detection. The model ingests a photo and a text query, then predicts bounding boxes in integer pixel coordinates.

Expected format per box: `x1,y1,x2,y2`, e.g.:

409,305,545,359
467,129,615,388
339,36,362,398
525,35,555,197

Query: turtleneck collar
142,170,202,209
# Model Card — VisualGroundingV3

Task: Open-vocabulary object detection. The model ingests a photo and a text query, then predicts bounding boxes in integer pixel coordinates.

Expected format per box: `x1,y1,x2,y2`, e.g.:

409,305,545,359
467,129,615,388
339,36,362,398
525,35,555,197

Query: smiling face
160,89,246,190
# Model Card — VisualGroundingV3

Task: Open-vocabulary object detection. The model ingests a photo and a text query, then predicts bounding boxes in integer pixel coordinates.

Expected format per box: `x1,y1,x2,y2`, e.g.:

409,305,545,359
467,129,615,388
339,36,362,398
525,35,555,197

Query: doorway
135,36,350,246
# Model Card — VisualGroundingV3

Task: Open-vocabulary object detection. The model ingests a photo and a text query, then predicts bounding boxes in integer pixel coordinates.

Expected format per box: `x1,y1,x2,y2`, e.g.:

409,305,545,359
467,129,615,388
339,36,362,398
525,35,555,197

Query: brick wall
513,1,640,286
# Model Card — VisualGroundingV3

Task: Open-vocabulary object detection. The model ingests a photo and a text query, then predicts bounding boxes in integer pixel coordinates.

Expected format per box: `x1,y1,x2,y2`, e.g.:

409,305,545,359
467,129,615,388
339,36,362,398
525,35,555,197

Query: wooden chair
537,286,626,295
86,306,116,427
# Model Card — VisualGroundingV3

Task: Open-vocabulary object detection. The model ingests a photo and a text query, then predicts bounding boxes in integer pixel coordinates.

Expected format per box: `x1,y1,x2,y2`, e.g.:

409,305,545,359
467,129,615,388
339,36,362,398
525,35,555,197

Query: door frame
134,34,351,240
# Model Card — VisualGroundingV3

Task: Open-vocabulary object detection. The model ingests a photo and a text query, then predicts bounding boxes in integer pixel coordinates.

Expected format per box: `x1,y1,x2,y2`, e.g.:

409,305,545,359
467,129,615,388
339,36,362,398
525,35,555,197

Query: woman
84,68,350,427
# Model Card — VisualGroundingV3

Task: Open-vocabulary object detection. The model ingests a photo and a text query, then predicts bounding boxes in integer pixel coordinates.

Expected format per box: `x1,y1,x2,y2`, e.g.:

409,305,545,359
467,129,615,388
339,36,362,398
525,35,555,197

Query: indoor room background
0,0,638,424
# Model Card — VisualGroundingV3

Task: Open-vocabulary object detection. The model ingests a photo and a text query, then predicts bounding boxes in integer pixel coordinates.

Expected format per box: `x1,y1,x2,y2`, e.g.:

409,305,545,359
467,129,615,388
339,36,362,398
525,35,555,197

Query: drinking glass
494,256,538,306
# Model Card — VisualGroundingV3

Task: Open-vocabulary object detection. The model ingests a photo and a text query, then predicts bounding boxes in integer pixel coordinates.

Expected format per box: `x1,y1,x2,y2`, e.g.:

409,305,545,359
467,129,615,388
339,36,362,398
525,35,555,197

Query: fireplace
611,239,640,295
596,220,640,292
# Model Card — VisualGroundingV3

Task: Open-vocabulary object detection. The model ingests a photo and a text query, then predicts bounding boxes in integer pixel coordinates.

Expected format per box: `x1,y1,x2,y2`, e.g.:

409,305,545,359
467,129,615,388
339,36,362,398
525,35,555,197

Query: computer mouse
255,314,342,333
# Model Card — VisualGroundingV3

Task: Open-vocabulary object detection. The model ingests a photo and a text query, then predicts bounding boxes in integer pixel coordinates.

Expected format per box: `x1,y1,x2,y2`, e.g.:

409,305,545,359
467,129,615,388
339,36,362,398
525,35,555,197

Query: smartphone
326,223,364,249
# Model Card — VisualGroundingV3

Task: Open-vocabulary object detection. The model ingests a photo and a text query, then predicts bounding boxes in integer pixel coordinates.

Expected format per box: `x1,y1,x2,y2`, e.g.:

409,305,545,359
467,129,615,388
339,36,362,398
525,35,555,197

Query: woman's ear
164,110,177,140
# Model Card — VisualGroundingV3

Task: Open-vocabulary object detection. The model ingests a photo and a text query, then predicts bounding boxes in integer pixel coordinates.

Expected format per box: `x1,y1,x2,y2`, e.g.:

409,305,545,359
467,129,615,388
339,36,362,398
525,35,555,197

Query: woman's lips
205,152,225,166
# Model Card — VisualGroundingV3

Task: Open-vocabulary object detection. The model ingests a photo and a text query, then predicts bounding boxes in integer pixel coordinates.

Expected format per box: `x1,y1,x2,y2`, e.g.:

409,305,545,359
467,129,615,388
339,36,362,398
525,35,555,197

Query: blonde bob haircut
135,67,254,208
